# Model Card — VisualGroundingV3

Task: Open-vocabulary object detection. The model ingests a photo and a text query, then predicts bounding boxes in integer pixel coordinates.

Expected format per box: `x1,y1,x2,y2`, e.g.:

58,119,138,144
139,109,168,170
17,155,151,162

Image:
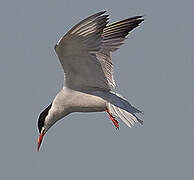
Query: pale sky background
0,0,194,179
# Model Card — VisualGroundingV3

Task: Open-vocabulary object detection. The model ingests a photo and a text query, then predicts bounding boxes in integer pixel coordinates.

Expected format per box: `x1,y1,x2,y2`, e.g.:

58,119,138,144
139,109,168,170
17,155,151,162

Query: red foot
106,109,119,129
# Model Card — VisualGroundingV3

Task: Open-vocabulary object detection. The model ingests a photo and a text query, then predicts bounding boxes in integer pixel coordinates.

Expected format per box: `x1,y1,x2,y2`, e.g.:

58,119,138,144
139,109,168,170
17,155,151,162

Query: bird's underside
37,11,144,151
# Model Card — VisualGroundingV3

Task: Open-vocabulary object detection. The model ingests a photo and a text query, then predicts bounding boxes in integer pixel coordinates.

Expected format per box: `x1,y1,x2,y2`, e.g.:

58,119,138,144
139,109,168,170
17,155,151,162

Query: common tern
37,11,144,151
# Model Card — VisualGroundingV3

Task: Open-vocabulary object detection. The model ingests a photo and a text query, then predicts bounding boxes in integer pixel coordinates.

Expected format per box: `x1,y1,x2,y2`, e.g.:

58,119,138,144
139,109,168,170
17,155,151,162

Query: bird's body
44,88,107,130
37,11,144,151
53,88,107,114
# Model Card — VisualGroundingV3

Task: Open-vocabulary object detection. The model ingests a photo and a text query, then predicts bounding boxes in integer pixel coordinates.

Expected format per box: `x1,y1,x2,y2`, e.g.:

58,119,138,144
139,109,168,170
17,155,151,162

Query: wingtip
101,10,107,14
137,15,145,23
95,10,107,16
129,15,144,23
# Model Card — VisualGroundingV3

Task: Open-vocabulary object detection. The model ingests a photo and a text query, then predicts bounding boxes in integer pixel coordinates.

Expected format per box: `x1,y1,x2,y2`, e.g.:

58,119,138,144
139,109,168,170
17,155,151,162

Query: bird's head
37,104,52,152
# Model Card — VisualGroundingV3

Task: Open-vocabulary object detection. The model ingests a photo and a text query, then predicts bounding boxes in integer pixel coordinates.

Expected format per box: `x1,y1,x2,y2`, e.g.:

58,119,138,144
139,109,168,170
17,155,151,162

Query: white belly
53,88,107,114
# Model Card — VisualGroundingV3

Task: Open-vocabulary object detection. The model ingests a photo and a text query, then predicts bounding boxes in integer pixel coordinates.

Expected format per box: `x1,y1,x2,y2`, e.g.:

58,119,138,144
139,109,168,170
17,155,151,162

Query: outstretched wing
55,11,110,91
97,16,144,88
55,11,143,91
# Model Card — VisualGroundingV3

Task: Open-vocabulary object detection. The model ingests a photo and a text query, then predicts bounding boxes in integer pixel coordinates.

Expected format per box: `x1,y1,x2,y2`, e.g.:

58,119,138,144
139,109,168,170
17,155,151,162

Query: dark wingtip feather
103,15,144,40
100,10,106,14
92,10,107,17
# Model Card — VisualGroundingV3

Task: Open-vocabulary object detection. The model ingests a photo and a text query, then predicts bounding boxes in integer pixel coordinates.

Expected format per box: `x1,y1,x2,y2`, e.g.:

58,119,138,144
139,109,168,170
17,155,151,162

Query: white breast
53,87,107,114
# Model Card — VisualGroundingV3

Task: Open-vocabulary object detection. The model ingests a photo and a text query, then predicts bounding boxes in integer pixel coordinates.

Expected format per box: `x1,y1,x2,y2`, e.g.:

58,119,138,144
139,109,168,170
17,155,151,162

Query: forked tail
106,91,143,128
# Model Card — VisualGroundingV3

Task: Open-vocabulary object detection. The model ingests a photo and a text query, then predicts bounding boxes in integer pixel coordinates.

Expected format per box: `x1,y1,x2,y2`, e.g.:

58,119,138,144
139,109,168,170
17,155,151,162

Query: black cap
38,104,52,133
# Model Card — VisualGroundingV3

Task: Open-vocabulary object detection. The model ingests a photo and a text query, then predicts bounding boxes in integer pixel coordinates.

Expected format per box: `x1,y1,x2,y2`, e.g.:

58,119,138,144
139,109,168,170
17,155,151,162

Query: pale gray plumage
37,11,144,150
55,11,143,91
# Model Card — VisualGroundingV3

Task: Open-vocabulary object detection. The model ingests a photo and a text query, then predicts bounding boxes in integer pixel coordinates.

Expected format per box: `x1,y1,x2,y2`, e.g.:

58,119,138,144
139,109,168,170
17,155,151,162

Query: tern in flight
37,11,144,151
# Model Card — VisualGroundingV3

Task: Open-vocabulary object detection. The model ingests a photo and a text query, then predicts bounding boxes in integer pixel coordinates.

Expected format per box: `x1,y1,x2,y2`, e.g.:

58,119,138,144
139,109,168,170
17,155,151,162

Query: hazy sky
1,0,194,179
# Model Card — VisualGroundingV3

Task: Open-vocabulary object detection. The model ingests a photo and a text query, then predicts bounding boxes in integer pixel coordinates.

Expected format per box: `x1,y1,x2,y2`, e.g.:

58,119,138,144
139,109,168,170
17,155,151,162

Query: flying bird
37,11,144,151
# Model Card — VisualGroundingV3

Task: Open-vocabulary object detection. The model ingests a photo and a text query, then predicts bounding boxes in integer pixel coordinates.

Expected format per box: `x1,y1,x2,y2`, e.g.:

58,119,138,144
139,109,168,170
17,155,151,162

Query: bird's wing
55,11,143,91
55,11,110,91
97,16,144,88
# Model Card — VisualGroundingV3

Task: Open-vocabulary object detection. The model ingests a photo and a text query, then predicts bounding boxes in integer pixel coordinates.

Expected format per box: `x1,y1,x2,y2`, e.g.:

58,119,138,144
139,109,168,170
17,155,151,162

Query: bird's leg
106,108,119,129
